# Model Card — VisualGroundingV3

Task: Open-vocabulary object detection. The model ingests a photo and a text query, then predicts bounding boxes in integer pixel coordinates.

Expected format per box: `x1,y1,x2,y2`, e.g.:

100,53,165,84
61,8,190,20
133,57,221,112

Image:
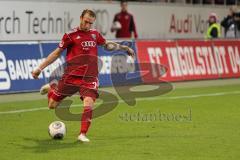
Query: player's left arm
103,41,135,59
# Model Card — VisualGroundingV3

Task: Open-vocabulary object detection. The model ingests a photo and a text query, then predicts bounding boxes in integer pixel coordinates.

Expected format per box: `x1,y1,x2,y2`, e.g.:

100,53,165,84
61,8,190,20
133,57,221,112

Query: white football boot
78,133,90,142
40,83,50,95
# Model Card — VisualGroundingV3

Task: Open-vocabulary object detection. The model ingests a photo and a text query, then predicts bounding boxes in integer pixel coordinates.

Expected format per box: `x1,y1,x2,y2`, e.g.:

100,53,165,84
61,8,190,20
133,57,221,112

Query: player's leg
80,97,94,137
78,77,100,142
78,78,99,142
78,96,95,142
40,83,50,95
48,100,60,109
40,83,63,109
40,78,77,109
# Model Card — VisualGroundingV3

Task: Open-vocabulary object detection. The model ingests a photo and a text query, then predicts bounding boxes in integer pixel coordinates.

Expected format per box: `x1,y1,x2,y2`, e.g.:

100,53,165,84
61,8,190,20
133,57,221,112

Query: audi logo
93,9,110,36
81,41,96,47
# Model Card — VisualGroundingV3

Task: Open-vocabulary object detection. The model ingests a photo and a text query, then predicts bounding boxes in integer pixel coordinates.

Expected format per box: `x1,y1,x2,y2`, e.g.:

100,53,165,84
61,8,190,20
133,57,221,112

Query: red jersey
58,27,106,78
113,11,138,38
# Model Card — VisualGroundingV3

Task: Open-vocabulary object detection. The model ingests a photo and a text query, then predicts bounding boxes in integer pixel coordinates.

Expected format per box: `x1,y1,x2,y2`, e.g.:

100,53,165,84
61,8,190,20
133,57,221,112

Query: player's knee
48,99,59,109
83,97,94,106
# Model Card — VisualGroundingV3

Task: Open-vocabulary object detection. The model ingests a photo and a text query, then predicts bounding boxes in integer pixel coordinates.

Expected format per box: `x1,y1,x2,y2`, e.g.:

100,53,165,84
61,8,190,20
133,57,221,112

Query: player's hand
31,68,42,79
126,47,135,59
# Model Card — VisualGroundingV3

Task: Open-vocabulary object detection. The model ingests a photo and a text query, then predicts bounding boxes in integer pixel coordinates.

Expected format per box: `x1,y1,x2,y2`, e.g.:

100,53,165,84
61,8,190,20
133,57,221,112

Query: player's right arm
32,33,72,79
31,48,63,79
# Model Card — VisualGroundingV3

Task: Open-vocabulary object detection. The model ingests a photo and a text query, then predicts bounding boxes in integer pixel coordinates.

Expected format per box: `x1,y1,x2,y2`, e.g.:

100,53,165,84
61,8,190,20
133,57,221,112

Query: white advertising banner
0,1,228,40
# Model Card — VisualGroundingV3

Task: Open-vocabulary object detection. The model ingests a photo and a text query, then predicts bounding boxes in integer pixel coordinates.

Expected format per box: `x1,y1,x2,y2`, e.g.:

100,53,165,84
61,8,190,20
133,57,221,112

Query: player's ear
80,16,83,21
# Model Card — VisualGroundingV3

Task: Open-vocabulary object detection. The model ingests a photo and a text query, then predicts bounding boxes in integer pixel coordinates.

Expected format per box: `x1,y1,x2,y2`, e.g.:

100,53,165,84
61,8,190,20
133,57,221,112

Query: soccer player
31,9,135,142
111,0,138,39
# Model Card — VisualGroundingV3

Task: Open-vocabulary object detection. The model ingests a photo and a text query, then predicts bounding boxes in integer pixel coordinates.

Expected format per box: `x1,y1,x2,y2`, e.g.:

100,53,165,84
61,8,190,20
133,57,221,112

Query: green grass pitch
0,82,240,160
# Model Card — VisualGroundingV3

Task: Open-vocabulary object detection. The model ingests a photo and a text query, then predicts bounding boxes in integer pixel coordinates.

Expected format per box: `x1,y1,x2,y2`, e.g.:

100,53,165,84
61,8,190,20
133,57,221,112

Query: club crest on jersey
91,34,96,40
81,41,96,48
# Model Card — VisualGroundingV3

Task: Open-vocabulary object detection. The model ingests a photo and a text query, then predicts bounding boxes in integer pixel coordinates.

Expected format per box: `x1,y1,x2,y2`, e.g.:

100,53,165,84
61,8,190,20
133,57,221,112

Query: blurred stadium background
0,0,240,160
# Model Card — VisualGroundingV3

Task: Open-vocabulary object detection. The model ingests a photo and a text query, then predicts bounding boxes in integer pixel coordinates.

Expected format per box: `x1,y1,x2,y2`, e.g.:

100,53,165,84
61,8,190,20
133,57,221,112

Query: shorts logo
81,41,96,48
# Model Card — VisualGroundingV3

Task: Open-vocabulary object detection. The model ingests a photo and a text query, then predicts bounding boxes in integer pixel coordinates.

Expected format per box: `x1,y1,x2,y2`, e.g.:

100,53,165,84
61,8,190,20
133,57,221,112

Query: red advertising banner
176,40,220,81
211,40,240,78
136,40,240,83
136,40,179,83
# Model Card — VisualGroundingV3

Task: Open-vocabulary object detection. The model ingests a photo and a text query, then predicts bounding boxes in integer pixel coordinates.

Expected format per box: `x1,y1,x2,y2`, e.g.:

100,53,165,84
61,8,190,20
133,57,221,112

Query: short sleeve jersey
58,27,106,77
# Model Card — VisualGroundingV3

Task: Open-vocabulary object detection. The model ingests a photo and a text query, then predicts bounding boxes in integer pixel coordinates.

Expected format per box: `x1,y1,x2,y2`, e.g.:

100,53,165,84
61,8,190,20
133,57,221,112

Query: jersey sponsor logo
81,41,96,48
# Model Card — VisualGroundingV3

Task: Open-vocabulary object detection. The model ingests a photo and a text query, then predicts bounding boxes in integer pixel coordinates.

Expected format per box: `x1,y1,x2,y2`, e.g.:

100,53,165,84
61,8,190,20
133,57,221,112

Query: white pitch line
0,90,240,115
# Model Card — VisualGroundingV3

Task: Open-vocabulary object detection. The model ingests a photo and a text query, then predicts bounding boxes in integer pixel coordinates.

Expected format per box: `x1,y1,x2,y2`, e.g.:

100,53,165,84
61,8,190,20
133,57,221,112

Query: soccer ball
48,121,66,139
111,21,122,30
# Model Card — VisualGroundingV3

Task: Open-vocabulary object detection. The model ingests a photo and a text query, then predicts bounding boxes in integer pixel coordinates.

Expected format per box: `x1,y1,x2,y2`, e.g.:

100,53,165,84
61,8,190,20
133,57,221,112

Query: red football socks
80,106,93,134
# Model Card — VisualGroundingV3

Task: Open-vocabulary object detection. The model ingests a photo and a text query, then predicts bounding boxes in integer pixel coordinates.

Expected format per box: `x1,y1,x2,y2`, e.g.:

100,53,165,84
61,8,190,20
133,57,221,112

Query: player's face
121,2,128,12
80,13,96,32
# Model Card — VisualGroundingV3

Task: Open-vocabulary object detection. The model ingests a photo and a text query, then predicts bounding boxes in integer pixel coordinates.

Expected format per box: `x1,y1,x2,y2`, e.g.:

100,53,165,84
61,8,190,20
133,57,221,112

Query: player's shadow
94,134,152,141
17,137,84,153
